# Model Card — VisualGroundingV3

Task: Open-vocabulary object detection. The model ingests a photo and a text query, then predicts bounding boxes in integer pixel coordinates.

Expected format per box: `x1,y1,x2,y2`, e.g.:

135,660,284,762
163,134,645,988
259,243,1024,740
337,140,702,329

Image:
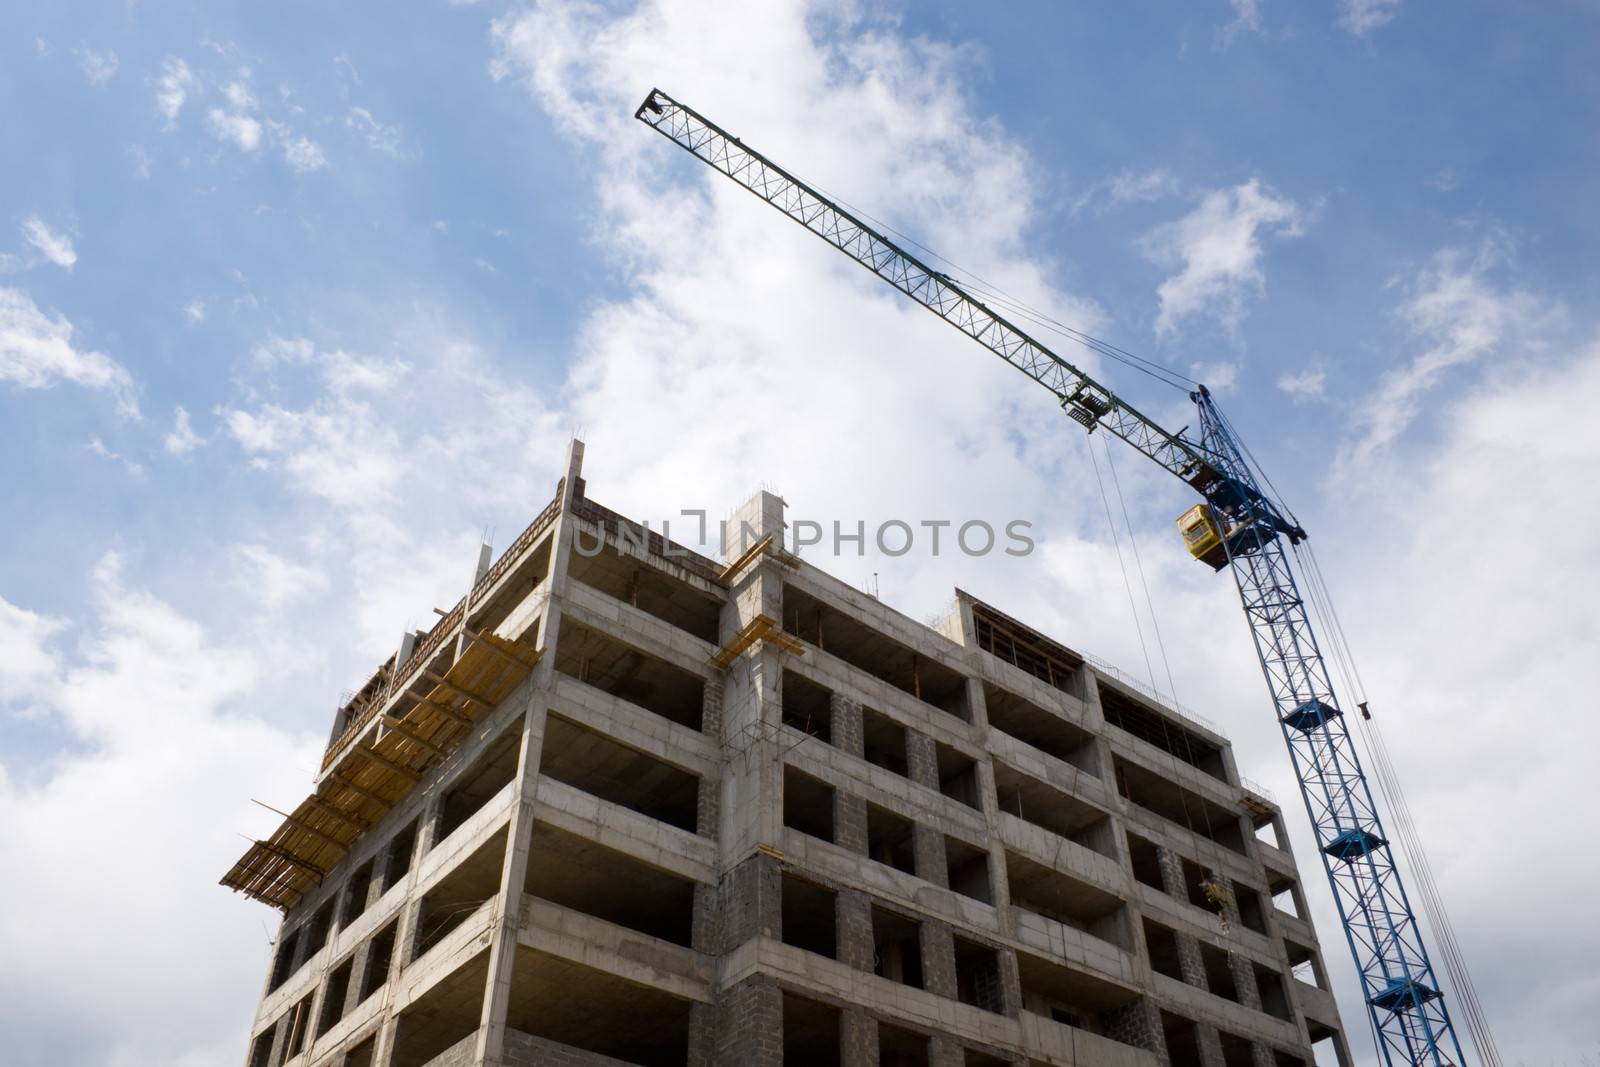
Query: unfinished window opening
783,585,969,721
782,992,841,1066
1113,758,1246,854
436,722,522,844
246,1029,274,1067
553,621,706,731
293,898,335,973
861,706,908,776
1254,964,1292,1020
871,905,924,989
970,600,1081,695
1015,951,1142,1046
878,1020,931,1067
1161,1012,1204,1067
1309,1026,1349,1067
416,827,506,961
1275,1053,1309,1067
936,743,981,810
344,1036,376,1067
1199,943,1239,1003
540,714,701,833
1270,876,1303,920
315,957,354,1037
993,762,1114,858
267,926,301,992
782,669,833,743
502,946,693,1066
983,682,1098,776
283,994,313,1061
1100,685,1226,781
1233,882,1267,935
1252,812,1287,850
359,921,397,1002
1286,941,1326,990
339,859,376,928
781,874,838,960
866,803,916,876
382,820,418,891
1182,857,1224,917
954,937,1006,1014
1006,851,1128,949
1143,918,1185,982
390,950,489,1067
783,766,836,843
945,837,993,904
1219,1030,1257,1067
525,821,697,947
1126,833,1164,892
568,536,723,643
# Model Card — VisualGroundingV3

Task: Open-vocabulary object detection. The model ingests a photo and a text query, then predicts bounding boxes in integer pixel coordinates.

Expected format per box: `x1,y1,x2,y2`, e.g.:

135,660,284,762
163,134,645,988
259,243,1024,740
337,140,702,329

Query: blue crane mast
636,88,1468,1066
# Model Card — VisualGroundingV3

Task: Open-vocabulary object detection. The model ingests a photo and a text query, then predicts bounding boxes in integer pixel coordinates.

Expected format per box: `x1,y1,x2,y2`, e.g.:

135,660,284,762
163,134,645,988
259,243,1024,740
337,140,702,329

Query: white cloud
34,37,53,59
1109,168,1181,204
1142,178,1304,336
0,288,138,415
87,436,146,476
164,406,203,455
347,106,404,156
207,108,263,152
1189,359,1240,393
21,216,77,271
156,57,195,125
1342,240,1552,467
0,560,313,1064
231,545,329,609
183,300,206,324
1276,364,1326,402
1425,166,1459,192
222,79,257,111
129,145,153,179
1220,0,1264,42
74,47,119,86
281,135,327,173
1339,0,1401,36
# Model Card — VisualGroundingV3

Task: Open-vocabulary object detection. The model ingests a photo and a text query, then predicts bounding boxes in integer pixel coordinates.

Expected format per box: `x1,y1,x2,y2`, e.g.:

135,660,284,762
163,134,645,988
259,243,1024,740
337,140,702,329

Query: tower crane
637,88,1477,1066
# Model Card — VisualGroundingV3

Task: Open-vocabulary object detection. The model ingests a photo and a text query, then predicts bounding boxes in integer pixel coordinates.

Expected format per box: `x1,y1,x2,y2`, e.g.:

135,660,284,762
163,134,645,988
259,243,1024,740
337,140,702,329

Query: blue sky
2,2,1597,1064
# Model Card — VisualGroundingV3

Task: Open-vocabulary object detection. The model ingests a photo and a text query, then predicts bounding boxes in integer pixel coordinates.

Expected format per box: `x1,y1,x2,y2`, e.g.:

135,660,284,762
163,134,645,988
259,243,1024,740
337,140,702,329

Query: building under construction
224,442,1355,1067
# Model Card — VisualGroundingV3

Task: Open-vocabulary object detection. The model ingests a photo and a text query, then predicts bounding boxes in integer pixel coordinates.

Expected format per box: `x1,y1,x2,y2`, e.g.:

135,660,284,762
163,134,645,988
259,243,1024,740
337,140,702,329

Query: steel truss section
1197,396,1466,1066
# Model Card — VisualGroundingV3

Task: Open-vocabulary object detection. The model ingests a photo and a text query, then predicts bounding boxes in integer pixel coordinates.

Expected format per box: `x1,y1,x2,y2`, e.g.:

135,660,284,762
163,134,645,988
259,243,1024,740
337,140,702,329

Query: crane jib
636,86,1472,1066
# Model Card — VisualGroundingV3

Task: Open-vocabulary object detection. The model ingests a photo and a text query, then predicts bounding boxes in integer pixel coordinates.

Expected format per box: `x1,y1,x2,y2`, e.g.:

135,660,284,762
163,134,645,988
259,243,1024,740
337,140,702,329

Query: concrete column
1230,952,1264,1011
472,704,548,1066
919,920,958,999
906,729,940,791
830,693,864,759
837,890,875,972
715,975,782,1067
1155,844,1187,900
835,793,868,855
1175,930,1208,990
928,1035,965,1067
686,1001,716,1067
720,853,781,949
698,678,724,840
996,949,1024,1018
840,1008,878,1067
1103,997,1168,1059
1197,1024,1228,1067
1250,1040,1278,1067
912,824,948,888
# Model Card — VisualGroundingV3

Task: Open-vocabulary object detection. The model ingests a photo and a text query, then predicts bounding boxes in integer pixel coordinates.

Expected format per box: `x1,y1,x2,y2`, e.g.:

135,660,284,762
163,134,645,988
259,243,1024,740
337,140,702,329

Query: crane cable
1294,543,1502,1067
